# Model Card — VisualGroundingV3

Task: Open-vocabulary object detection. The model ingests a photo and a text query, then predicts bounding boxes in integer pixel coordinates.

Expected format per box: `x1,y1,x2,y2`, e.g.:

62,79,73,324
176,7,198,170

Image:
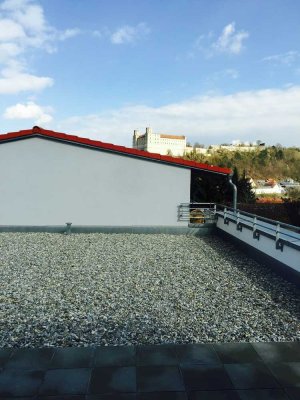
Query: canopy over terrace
0,126,232,228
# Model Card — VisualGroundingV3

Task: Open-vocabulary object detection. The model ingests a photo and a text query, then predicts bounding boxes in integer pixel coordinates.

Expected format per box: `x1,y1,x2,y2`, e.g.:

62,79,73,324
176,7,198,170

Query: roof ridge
0,126,232,175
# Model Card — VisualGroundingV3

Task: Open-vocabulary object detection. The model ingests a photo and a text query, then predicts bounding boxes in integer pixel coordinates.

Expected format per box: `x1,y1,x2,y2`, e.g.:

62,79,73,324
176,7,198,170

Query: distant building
251,179,286,196
210,141,265,152
132,127,187,156
185,146,209,155
279,178,300,188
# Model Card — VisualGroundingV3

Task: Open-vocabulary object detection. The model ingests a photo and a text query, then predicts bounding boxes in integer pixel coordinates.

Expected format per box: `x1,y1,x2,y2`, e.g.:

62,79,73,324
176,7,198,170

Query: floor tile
267,362,300,387
37,396,85,400
0,349,13,368
176,344,221,365
188,390,240,399
87,394,137,399
137,366,184,392
213,343,262,364
50,347,94,368
89,367,136,394
138,392,188,399
1,398,34,400
253,342,300,363
224,363,279,390
5,348,54,370
180,364,233,391
94,346,135,367
39,368,91,395
284,387,300,400
237,388,290,399
136,345,178,366
0,369,44,397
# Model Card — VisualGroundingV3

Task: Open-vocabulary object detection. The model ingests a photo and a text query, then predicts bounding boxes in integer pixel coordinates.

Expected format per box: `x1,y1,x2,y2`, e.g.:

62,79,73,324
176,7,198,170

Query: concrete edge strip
0,224,216,235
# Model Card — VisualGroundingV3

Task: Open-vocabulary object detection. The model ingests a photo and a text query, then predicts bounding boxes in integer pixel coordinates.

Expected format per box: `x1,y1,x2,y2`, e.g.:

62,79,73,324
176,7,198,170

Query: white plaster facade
209,144,265,152
253,183,285,195
0,137,190,226
133,127,187,156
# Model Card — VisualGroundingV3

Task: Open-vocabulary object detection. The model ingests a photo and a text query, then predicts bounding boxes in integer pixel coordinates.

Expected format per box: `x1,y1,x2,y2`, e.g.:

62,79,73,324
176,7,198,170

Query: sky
0,0,300,147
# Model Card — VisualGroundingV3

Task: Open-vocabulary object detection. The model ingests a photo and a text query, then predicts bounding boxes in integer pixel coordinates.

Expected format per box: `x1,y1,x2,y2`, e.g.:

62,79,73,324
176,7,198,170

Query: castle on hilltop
132,127,187,156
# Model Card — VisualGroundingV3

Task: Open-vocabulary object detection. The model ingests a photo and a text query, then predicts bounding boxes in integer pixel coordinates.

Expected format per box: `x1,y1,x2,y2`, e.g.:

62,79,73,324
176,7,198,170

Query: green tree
237,170,256,203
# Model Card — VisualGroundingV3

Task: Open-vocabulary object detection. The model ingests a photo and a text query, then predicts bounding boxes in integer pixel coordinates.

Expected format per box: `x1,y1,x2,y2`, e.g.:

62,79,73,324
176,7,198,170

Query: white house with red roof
0,126,231,227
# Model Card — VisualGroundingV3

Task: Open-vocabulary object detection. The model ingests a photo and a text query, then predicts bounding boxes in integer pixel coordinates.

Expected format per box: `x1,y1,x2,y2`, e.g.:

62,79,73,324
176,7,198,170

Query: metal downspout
228,173,237,211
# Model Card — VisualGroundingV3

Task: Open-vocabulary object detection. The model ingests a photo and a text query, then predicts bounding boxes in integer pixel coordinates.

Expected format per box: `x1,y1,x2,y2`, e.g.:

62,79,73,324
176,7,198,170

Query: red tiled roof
159,134,185,140
0,126,232,175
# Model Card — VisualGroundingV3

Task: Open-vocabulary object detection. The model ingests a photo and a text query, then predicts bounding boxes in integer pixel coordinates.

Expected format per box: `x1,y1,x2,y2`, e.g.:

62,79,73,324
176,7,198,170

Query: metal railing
178,202,300,252
215,204,300,252
178,203,217,224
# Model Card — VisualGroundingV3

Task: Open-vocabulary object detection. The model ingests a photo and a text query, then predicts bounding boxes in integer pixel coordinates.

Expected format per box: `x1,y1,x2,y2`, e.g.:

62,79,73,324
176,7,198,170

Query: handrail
178,203,216,223
218,209,299,241
217,204,300,233
178,202,300,252
215,204,300,252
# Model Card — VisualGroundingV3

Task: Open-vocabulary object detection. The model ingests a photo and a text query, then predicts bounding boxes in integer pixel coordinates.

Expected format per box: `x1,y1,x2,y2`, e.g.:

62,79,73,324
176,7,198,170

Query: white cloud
110,23,150,44
0,0,80,93
213,22,249,54
0,18,25,40
57,86,300,147
262,51,299,66
192,23,249,58
0,42,21,61
58,28,81,41
0,70,53,93
3,101,53,124
92,30,102,38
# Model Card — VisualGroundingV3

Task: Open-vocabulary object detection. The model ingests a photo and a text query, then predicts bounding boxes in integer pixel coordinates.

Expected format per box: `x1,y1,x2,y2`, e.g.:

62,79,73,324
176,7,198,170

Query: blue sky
1,0,300,146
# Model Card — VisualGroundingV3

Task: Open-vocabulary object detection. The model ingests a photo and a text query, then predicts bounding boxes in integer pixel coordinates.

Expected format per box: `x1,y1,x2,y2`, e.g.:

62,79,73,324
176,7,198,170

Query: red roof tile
0,126,232,175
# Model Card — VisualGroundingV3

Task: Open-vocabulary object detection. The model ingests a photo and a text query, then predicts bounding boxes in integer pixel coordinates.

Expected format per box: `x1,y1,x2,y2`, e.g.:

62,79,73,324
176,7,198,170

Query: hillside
184,147,300,180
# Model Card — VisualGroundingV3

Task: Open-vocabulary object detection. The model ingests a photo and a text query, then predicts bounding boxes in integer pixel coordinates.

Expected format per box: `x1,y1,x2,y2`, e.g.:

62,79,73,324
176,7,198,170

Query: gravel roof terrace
0,233,299,348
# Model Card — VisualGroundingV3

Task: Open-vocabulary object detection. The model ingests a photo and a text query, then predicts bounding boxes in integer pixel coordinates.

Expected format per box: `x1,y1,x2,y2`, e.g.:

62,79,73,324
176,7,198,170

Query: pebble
0,232,299,348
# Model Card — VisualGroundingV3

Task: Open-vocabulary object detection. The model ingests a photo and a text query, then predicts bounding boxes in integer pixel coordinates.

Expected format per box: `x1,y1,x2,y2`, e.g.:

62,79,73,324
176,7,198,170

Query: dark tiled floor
50,348,94,369
94,346,136,367
89,367,136,394
0,342,299,399
136,345,178,366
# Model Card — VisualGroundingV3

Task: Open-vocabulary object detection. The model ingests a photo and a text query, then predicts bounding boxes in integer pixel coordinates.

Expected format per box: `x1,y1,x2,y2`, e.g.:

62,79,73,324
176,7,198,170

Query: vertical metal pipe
65,222,72,235
228,173,237,212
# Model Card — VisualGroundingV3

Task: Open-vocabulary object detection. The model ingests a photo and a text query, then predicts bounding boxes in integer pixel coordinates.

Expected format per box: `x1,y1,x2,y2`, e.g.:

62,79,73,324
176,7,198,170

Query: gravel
0,233,299,347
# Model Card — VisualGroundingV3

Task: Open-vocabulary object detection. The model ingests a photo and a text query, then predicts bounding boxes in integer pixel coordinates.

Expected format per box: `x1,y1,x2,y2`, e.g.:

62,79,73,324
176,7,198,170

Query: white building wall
253,185,285,195
133,129,186,156
147,141,186,156
0,137,190,226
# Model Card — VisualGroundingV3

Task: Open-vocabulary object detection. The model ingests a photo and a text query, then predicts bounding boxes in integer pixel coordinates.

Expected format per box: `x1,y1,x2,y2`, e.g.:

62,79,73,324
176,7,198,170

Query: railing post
275,223,283,251
224,207,229,225
253,216,260,240
276,223,280,242
236,211,242,231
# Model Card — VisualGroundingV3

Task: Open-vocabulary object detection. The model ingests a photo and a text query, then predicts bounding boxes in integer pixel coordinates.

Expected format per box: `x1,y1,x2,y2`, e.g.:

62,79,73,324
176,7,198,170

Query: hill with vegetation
184,146,300,181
